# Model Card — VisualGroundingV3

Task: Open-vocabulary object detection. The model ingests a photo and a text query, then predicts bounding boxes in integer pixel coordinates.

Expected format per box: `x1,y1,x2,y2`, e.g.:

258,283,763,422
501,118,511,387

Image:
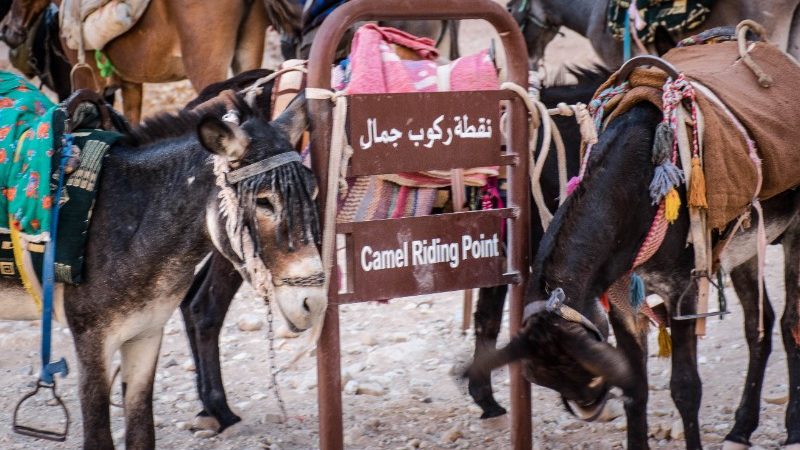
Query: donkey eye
256,196,275,214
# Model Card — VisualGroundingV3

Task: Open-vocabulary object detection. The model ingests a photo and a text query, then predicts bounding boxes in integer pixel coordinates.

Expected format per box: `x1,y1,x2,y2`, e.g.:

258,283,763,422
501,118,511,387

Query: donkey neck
98,136,217,265
531,104,662,306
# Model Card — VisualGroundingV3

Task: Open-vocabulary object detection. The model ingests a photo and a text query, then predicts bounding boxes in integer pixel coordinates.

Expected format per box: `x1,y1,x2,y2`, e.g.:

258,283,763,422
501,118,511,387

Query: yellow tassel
688,156,708,208
657,326,672,358
664,188,680,223
10,222,42,311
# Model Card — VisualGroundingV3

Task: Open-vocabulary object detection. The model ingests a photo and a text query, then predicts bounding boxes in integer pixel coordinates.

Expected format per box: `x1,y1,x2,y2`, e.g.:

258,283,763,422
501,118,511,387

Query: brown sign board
347,91,510,176
336,209,518,303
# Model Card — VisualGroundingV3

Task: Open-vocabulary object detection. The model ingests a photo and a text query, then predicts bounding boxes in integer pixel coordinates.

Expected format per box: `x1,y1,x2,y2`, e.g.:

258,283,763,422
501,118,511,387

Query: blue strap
39,134,72,384
623,12,632,61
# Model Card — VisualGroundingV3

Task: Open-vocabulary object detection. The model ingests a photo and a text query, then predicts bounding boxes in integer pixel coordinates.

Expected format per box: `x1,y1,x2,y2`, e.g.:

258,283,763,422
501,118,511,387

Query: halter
512,0,562,35
226,151,302,184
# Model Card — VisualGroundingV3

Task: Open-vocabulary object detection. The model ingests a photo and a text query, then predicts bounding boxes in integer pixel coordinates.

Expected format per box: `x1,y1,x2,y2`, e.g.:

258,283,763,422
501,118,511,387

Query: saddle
60,0,151,51
595,39,800,230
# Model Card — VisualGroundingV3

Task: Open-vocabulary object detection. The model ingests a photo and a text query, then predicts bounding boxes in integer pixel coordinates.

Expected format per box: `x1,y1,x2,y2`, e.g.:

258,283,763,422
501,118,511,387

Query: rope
292,87,352,360
500,81,576,230
239,63,308,107
736,20,772,88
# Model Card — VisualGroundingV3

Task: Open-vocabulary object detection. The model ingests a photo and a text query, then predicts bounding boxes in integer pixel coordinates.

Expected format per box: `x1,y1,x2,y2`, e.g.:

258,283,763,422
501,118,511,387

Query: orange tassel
688,156,708,208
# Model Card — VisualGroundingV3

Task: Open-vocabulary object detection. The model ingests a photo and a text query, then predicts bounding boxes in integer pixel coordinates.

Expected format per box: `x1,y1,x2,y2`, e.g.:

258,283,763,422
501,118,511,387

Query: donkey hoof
480,404,507,419
192,414,221,432
722,441,750,450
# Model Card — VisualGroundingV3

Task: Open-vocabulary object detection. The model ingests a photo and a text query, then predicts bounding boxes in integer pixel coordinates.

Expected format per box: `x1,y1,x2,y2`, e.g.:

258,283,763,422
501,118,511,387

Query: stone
764,393,789,405
181,359,196,372
596,398,625,422
265,413,285,424
356,382,385,396
237,314,264,332
670,419,684,440
441,426,463,443
275,324,300,339
344,380,359,395
408,438,422,448
361,333,378,346
162,358,178,368
176,421,192,431
113,428,125,441
191,415,220,431
194,429,217,439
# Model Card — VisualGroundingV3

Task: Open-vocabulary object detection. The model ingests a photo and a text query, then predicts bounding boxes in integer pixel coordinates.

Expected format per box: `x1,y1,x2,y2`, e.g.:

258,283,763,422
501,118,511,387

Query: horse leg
468,284,509,418
168,0,242,91
73,332,114,450
723,257,775,447
232,0,266,74
609,308,650,450
120,330,162,450
183,252,243,432
781,221,800,446
121,81,143,124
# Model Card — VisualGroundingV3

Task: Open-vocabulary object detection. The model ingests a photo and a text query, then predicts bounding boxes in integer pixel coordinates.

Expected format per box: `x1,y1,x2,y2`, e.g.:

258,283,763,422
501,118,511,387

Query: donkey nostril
302,298,310,312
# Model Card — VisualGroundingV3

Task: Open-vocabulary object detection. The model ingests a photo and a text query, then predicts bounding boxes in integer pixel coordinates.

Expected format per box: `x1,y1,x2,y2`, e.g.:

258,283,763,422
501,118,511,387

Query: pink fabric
346,24,500,187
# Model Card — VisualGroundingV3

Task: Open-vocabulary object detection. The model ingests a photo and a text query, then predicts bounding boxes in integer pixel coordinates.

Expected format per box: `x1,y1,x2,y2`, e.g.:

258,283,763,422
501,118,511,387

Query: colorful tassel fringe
688,155,708,208
566,176,582,196
629,273,645,308
649,161,684,205
664,188,680,223
657,326,672,358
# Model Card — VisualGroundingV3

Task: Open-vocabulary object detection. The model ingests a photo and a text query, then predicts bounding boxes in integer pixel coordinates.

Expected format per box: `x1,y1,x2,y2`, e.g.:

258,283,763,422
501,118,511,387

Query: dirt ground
0,13,797,450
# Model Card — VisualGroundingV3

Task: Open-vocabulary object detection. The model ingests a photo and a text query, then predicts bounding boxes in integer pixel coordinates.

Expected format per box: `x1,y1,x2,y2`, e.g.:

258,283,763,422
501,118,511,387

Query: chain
265,300,288,420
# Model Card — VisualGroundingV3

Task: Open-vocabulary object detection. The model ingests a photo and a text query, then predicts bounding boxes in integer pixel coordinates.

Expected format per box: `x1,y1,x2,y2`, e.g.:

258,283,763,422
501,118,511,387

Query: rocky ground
0,11,797,450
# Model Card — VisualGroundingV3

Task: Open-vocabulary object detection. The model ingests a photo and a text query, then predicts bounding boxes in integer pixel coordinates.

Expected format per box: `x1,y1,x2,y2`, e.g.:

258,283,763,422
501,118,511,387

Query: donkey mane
122,94,253,147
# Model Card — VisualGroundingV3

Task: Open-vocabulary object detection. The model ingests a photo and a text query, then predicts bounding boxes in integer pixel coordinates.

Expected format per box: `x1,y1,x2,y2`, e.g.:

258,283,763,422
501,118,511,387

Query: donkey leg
120,330,162,450
73,332,115,450
180,255,212,422
668,296,703,450
781,222,800,445
120,81,143,124
724,257,775,447
609,309,650,450
468,284,509,418
187,253,243,431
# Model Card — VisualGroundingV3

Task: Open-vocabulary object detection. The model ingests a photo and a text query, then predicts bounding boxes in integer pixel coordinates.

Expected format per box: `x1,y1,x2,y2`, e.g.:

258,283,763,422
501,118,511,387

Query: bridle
221,141,324,289
523,287,604,342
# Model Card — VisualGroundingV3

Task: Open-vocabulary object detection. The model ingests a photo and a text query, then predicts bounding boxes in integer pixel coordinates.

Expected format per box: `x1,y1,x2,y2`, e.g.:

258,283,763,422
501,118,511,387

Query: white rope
501,82,594,231
239,63,309,107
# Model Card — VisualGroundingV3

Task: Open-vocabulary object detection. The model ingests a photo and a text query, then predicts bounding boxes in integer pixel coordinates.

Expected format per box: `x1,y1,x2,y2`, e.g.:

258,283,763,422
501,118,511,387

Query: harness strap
226,152,302,184
39,135,73,384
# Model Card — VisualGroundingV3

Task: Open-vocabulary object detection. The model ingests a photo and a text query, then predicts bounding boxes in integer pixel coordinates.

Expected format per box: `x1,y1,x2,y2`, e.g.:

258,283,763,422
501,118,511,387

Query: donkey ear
198,115,249,160
653,26,677,56
271,92,308,146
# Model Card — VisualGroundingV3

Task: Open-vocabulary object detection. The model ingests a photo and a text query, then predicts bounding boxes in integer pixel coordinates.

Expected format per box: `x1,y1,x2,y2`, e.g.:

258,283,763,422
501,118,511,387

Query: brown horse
1,0,292,123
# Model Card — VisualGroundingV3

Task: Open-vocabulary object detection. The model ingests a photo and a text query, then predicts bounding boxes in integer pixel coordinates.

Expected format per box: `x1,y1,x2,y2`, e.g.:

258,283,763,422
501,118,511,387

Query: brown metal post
316,303,343,450
306,1,531,449
507,96,532,450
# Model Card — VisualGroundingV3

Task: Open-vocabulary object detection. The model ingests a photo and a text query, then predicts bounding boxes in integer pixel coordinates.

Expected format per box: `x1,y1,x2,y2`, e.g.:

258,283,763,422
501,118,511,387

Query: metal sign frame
307,1,532,448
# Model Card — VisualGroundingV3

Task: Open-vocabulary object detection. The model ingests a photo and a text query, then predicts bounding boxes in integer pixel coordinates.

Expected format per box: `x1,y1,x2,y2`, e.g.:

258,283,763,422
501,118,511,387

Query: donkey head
1,0,48,48
198,94,326,334
507,0,561,67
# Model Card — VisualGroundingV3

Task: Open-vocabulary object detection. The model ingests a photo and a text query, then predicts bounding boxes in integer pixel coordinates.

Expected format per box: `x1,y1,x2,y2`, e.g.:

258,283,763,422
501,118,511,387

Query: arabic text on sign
358,115,494,151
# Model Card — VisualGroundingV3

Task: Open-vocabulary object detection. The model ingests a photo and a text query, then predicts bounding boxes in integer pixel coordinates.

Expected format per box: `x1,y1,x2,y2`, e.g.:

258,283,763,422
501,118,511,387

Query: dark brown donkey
1,0,294,123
